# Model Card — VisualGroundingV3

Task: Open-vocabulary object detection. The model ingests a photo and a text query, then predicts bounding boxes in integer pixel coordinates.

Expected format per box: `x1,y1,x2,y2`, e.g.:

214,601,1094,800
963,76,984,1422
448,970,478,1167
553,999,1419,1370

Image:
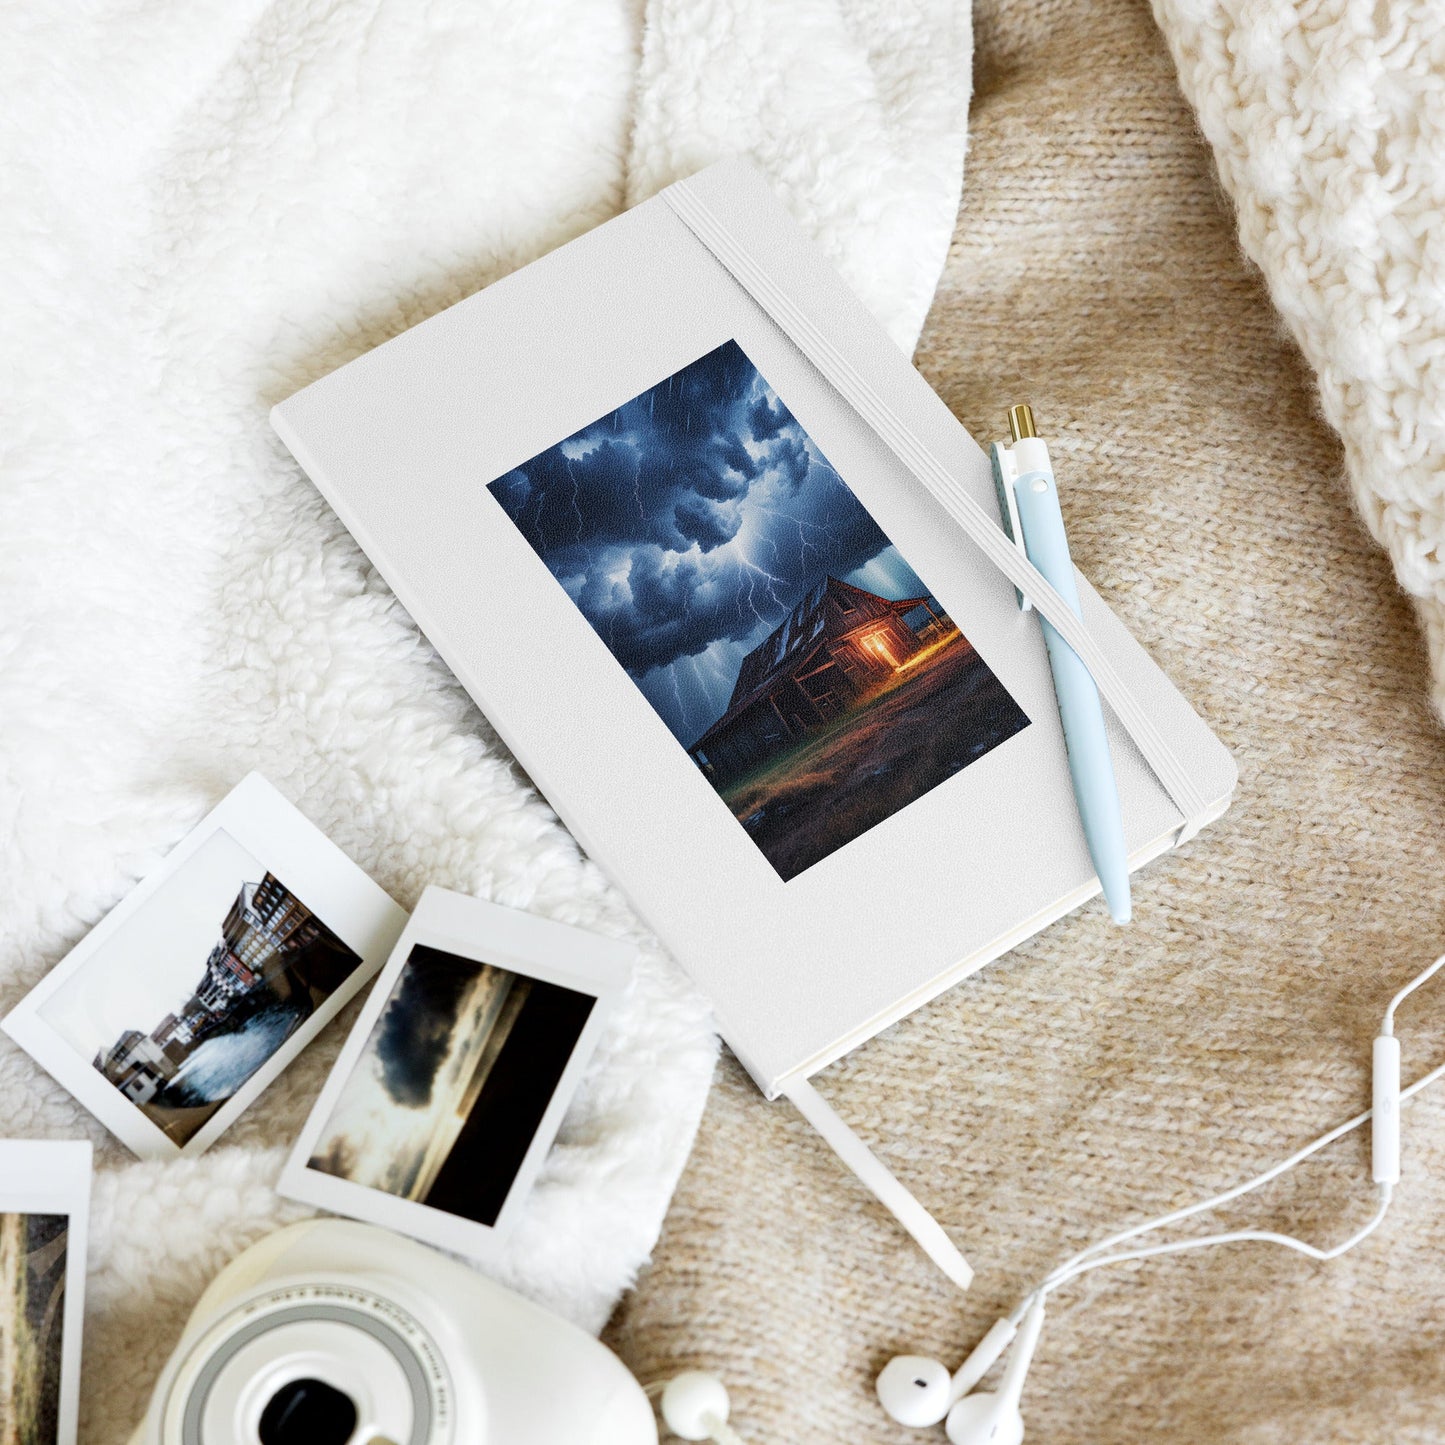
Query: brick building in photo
94,872,358,1105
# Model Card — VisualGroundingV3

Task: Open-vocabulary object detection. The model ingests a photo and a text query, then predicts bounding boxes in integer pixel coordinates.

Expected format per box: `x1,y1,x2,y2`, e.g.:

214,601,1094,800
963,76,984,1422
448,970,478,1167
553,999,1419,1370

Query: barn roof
687,576,932,753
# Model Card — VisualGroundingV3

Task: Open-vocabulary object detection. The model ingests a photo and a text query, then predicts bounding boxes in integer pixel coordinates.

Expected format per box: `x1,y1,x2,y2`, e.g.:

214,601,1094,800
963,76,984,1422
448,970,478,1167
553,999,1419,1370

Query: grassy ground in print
721,630,1029,880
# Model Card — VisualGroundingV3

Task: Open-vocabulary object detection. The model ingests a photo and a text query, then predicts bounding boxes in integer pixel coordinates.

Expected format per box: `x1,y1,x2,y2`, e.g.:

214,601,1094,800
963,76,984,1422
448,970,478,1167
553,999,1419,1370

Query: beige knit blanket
1153,0,1445,719
610,2,1445,1442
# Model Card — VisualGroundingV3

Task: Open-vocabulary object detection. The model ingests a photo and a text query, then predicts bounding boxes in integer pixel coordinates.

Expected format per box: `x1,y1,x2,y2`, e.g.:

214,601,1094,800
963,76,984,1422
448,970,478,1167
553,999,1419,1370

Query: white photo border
278,885,633,1262
0,1139,92,1445
1,773,408,1161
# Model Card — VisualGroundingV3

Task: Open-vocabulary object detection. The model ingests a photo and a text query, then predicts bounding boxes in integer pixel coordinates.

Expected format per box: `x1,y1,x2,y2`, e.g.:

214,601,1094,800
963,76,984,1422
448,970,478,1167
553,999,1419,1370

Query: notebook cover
271,160,1236,1097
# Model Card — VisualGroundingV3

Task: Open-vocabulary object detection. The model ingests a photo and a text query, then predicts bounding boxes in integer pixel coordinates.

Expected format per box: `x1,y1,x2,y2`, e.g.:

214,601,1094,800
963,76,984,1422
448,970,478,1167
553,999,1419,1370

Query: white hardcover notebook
272,159,1236,1105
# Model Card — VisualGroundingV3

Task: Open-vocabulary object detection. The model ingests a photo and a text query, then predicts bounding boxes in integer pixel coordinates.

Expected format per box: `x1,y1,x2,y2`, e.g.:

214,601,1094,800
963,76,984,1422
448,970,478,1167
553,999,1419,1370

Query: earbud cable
1030,1182,1393,1308
1384,951,1445,1037
1005,954,1445,1326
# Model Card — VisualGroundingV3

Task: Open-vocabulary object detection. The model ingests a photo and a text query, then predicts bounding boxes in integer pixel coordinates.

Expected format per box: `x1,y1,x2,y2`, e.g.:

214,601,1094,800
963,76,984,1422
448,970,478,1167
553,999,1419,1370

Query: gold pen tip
1006,404,1037,443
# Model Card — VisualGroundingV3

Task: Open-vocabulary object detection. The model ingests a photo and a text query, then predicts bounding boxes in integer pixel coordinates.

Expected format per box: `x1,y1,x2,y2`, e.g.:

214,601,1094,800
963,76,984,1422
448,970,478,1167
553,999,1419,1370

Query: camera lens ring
179,1298,439,1445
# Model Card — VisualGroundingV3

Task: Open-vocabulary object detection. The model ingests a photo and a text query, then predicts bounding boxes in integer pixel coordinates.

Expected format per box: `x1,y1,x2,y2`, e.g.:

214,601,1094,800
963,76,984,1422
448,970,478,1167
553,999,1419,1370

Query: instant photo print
271,158,1237,1097
2,775,408,1160
279,887,631,1261
0,1140,91,1445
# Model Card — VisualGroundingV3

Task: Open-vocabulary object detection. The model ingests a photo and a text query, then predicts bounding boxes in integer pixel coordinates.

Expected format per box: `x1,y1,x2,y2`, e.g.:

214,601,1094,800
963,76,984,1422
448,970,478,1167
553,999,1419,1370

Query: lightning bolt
748,501,836,570
736,554,789,626
665,664,688,732
685,655,711,733
565,456,585,543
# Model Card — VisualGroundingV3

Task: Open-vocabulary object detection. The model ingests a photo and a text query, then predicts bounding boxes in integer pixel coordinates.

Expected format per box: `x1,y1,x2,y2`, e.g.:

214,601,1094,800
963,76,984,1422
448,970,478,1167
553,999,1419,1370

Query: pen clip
989,441,1032,613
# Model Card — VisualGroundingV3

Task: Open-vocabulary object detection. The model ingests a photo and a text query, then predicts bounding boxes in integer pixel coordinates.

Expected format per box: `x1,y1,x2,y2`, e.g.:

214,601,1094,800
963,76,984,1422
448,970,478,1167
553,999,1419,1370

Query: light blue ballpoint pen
994,404,1132,924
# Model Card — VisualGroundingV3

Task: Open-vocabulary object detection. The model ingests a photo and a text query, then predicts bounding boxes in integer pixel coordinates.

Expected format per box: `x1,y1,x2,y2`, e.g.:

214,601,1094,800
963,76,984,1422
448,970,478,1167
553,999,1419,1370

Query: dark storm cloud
771,432,811,491
715,432,760,481
748,391,787,441
488,340,891,684
674,495,740,551
374,945,488,1108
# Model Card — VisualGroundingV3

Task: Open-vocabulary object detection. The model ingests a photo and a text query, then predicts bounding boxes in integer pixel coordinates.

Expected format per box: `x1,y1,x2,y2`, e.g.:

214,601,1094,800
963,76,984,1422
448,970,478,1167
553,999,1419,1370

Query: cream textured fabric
608,1,1445,1442
0,4,970,1442
1150,0,1445,719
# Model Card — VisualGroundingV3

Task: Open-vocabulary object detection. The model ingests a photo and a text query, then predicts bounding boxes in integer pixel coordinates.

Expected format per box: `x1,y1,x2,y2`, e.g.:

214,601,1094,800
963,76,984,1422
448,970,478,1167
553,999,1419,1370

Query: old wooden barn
687,576,957,784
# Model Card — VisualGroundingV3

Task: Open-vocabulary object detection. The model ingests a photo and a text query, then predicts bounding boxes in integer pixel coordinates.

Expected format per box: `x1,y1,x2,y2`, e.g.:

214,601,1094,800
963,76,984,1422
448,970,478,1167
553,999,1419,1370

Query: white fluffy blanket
0,2,970,1439
1151,0,1445,718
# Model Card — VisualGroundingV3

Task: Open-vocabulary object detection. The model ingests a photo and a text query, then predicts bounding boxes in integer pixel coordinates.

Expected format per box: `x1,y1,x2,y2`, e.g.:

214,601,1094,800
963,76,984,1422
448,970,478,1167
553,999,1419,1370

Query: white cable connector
1373,1034,1402,1185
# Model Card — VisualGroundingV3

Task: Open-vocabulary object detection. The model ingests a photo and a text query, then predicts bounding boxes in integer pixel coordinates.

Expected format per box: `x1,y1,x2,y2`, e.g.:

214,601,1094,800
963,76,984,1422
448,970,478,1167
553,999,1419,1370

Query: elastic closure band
663,180,1208,841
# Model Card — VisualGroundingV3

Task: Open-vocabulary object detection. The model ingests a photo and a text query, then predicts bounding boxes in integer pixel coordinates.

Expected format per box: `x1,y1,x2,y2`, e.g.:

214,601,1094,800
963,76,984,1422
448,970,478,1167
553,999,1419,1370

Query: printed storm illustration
488,340,1031,880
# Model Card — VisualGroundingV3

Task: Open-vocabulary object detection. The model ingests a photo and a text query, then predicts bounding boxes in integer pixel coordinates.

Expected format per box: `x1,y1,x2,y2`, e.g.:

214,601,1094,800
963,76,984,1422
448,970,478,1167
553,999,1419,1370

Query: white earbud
876,1317,1019,1427
943,1391,1024,1445
659,1372,742,1444
942,1300,1045,1445
875,1356,954,1427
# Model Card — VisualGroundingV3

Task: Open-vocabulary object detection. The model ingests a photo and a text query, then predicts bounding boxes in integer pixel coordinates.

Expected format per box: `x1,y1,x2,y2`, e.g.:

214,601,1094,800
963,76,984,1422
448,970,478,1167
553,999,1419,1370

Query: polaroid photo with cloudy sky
280,886,632,1260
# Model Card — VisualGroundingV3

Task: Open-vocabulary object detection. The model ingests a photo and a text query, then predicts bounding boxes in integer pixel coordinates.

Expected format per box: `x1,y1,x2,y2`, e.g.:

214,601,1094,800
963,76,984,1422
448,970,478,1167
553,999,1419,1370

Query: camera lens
258,1377,358,1445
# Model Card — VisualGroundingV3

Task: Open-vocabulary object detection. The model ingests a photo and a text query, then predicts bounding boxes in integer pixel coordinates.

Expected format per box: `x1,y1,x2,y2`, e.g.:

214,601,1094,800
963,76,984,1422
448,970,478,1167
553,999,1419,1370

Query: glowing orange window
863,629,898,668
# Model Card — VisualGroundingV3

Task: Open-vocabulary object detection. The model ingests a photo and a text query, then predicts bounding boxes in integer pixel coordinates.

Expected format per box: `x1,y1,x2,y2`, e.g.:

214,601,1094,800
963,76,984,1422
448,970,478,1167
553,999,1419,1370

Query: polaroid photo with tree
2,775,408,1160
279,886,632,1261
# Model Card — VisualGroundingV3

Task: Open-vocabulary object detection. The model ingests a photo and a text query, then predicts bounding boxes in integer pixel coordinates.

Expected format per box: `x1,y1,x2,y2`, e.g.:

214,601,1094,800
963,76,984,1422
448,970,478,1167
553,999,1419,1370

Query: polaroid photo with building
0,1140,92,1445
2,774,408,1161
279,886,632,1261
